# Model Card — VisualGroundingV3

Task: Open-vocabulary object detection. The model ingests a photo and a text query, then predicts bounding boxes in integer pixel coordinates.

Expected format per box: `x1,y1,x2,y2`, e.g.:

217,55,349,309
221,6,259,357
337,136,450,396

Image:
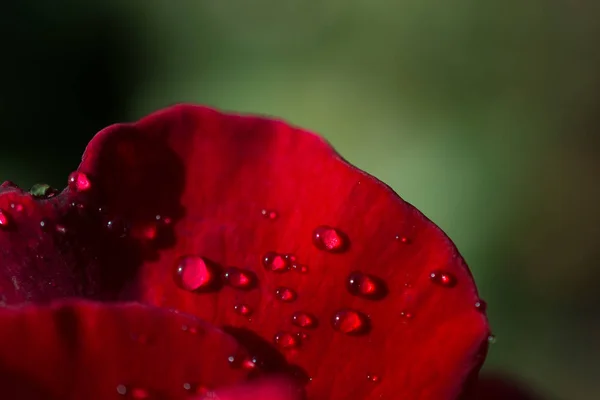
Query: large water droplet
275,287,297,302
173,255,213,292
0,210,11,228
263,252,290,272
347,271,387,300
68,171,91,192
312,225,348,252
234,304,253,316
292,312,317,329
223,267,255,290
331,309,370,335
274,331,300,349
429,270,457,287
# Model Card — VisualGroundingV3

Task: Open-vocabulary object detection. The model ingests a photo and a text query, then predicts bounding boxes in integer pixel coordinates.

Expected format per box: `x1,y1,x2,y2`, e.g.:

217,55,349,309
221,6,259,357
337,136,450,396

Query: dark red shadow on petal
0,301,252,400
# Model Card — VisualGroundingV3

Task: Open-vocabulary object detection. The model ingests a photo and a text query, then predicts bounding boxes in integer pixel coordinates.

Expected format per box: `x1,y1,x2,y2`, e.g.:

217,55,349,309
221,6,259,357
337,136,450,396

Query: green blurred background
2,1,599,399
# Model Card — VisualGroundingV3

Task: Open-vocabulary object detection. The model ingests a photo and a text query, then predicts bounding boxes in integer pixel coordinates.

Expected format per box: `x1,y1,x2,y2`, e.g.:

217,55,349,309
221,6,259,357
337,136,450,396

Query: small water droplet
274,331,300,349
313,225,347,252
106,219,129,237
261,209,278,220
394,235,410,244
488,334,497,344
291,312,317,329
116,384,128,395
10,203,23,212
67,171,91,192
183,382,209,395
400,310,413,320
263,252,290,272
475,299,487,312
296,332,308,340
347,271,387,300
39,218,51,232
275,287,297,302
331,309,370,335
0,210,11,228
429,270,457,287
292,263,309,274
223,267,255,290
173,255,213,292
55,224,67,234
234,304,253,316
367,374,381,383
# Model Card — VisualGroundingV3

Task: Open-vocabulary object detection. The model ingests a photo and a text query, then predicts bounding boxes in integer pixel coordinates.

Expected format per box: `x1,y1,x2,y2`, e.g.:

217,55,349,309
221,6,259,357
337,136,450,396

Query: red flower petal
0,300,252,400
69,105,490,399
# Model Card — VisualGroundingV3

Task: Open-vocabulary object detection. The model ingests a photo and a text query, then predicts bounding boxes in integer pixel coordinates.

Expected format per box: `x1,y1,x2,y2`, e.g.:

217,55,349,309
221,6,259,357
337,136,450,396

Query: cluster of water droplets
165,210,491,388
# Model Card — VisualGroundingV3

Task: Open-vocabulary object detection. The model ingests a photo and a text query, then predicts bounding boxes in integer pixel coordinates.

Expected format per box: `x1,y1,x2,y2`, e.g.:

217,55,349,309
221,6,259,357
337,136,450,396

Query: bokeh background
2,1,599,399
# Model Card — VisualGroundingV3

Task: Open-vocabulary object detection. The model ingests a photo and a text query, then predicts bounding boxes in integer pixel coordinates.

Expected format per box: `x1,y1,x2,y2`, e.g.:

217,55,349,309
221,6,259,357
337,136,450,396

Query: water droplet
347,271,387,300
0,210,11,228
261,209,278,219
274,331,300,349
223,267,255,290
394,235,410,244
67,171,91,192
313,225,347,252
106,219,129,237
116,384,128,395
292,263,309,274
174,255,213,292
10,203,23,212
55,224,67,234
263,252,290,272
183,382,209,395
488,334,497,344
291,312,317,329
475,299,487,312
429,270,457,287
234,304,253,316
367,374,381,383
331,309,370,335
275,287,297,302
39,218,51,232
400,310,414,320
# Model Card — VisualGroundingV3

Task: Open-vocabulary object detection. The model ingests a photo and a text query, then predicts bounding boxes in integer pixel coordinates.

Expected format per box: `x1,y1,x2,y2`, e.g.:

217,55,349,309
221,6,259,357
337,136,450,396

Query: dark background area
2,2,600,399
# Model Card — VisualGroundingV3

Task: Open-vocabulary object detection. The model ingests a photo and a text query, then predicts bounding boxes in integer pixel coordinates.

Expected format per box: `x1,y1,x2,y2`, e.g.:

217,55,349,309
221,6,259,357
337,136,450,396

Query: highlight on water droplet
347,271,388,300
429,270,457,287
312,225,348,252
331,309,370,335
275,287,297,302
223,267,256,290
183,382,210,396
367,374,381,383
291,311,318,329
67,171,91,192
0,210,11,228
173,255,214,292
262,251,291,272
475,299,487,312
10,203,23,212
234,303,253,316
274,331,301,349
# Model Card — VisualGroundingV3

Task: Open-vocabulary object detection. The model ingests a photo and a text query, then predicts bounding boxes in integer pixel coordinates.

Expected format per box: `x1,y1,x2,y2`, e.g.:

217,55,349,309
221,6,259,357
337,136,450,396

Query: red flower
0,105,491,399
